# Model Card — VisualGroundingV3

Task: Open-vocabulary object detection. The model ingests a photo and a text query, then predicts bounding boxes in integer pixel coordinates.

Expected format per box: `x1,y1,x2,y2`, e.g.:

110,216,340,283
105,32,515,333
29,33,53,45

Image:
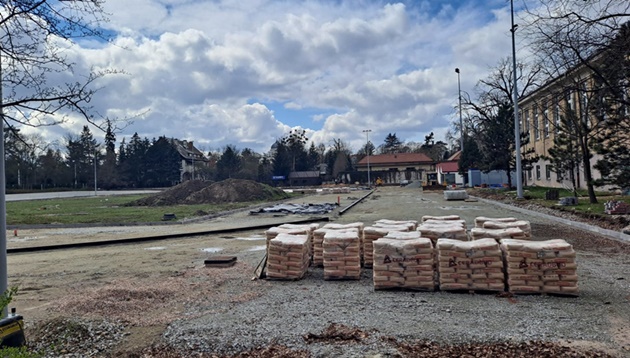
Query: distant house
436,151,464,186
288,171,323,186
356,152,435,185
171,139,208,182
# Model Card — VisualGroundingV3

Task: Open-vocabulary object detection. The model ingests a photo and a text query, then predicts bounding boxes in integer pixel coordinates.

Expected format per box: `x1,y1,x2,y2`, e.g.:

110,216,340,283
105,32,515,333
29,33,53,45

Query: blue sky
17,0,530,154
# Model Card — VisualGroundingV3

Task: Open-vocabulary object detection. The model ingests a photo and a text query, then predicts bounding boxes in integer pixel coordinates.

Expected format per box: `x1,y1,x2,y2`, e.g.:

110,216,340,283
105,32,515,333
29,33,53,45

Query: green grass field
6,194,259,226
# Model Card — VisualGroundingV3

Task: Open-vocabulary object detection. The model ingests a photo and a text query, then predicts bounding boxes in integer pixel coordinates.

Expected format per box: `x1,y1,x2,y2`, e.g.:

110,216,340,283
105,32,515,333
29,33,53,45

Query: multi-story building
518,62,614,190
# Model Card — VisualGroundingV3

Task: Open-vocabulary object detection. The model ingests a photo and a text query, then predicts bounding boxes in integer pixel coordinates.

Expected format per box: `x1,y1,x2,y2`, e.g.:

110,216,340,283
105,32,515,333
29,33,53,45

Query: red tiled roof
356,152,433,166
437,161,459,172
446,150,461,161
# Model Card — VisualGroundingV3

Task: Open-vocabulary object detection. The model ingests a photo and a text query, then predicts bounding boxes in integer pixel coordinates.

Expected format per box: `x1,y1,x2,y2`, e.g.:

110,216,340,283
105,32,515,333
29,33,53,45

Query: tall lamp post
455,68,465,187
511,0,524,198
363,129,372,188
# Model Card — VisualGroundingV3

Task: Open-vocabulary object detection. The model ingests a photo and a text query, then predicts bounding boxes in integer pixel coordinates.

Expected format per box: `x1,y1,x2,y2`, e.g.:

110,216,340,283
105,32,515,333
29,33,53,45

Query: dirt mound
129,180,212,206
127,179,289,206
184,178,289,204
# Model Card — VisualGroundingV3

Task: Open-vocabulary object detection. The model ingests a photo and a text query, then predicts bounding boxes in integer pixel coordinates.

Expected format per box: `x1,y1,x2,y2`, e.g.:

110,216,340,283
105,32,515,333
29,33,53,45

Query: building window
545,165,552,180
535,165,541,181
557,170,563,182
554,95,560,135
533,106,540,141
524,108,530,135
580,81,589,126
543,101,550,138
527,169,532,180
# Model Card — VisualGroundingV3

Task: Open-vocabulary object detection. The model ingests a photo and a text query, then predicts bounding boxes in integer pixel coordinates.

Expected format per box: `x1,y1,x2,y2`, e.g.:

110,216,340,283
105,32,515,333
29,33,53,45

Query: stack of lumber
475,216,517,227
373,238,435,290
363,225,410,268
482,220,531,237
266,233,310,280
470,227,527,241
501,239,578,295
323,231,361,280
421,215,461,222
278,223,321,255
312,227,359,267
436,238,505,291
374,219,418,230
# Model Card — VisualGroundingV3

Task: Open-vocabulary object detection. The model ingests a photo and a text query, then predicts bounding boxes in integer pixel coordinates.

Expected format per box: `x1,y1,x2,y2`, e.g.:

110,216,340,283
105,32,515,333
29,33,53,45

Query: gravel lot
7,186,630,357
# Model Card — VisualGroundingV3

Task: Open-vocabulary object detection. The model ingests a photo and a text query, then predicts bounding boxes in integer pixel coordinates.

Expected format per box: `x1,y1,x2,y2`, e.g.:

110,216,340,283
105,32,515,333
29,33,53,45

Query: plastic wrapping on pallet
437,238,505,291
266,233,310,280
443,190,468,201
323,231,361,280
373,238,435,290
312,227,359,267
500,238,578,295
363,225,410,268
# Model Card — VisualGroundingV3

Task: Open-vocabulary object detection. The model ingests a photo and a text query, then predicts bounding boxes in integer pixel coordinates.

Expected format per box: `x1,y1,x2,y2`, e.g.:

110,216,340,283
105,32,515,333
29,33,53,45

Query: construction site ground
6,185,630,357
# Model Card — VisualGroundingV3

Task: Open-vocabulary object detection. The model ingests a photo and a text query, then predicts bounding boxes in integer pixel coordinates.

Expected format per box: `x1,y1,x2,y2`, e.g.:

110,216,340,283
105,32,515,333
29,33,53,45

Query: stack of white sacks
363,225,410,268
266,233,310,280
501,238,578,295
436,238,505,291
373,233,435,290
323,230,362,280
471,216,531,240
417,215,468,243
277,223,321,257
265,226,311,252
313,222,364,267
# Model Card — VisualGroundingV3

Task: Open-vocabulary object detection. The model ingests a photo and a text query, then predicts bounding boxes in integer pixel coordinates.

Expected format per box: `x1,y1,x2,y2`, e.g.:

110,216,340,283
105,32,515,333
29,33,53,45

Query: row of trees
5,124,450,190
456,0,630,203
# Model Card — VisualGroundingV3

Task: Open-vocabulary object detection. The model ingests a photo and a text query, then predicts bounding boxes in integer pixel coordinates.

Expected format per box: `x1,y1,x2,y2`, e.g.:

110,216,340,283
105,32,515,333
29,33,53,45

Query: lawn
6,194,259,226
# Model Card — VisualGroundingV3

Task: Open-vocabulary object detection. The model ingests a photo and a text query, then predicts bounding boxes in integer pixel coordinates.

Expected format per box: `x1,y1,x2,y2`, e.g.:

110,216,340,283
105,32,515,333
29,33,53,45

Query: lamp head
455,68,460,73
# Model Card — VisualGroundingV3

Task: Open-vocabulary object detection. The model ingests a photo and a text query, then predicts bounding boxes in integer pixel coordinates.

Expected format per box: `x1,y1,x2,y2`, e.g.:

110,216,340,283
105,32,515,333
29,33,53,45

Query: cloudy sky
21,0,528,154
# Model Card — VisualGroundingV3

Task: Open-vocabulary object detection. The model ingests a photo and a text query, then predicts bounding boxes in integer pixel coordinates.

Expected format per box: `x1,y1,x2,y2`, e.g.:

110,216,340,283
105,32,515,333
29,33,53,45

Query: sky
19,0,529,155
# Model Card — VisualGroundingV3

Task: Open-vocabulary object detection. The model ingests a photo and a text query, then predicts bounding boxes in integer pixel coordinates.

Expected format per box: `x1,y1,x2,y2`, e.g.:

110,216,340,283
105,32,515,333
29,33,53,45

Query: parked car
400,180,410,186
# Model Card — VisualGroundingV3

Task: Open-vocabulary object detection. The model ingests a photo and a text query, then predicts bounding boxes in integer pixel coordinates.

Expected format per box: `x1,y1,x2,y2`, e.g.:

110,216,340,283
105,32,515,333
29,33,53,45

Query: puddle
201,247,223,253
145,246,167,251
248,245,267,252
234,236,265,241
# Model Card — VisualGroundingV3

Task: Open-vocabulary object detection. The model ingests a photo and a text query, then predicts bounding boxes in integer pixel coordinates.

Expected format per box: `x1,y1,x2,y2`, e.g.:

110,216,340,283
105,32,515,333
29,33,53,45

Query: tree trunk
582,152,598,204
506,160,513,190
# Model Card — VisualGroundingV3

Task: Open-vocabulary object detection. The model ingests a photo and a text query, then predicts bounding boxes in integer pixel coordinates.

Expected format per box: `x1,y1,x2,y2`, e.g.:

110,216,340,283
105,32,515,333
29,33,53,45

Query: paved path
5,190,160,202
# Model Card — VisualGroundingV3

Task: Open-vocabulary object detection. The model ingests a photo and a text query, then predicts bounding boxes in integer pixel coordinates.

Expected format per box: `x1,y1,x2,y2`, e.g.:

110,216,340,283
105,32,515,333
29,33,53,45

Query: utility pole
511,0,524,198
363,129,372,188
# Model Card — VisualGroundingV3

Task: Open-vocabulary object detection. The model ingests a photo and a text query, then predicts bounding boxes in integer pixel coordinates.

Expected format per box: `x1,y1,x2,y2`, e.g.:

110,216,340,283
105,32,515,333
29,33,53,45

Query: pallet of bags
383,231,422,240
500,239,578,296
312,227,360,267
323,231,361,280
475,216,517,228
421,215,461,222
417,223,468,243
482,220,531,237
443,190,468,201
363,225,411,268
470,227,527,241
266,233,310,280
278,223,321,256
423,219,467,229
265,227,311,252
373,237,435,291
374,219,419,230
322,222,364,261
437,238,505,292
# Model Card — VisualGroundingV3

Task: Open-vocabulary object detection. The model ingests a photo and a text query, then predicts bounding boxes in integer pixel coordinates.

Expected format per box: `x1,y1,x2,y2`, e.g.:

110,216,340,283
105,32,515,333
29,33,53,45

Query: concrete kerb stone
471,196,630,244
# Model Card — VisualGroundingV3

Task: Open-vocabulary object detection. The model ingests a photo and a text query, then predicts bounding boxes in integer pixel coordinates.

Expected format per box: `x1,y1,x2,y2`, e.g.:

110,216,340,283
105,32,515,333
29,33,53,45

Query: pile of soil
184,178,289,204
127,179,289,207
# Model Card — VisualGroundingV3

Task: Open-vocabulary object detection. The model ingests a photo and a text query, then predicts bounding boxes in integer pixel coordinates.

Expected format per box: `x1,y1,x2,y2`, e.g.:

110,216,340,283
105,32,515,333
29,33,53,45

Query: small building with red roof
355,152,435,185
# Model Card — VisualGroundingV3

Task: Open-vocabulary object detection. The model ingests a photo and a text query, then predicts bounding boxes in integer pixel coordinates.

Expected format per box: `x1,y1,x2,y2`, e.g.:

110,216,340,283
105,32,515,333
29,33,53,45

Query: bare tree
0,0,121,313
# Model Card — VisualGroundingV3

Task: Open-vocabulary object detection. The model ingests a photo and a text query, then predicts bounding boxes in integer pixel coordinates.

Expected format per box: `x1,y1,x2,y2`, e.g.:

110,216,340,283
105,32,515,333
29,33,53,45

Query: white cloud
12,0,523,155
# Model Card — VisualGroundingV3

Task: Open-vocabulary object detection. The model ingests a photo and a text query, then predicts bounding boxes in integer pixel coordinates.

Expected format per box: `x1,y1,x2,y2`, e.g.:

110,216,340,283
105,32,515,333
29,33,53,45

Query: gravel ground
8,186,630,357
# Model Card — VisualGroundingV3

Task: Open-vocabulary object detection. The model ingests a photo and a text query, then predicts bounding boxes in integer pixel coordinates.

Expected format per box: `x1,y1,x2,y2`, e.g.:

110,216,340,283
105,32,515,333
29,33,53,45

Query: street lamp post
511,0,524,198
94,151,98,196
363,129,372,188
455,68,466,187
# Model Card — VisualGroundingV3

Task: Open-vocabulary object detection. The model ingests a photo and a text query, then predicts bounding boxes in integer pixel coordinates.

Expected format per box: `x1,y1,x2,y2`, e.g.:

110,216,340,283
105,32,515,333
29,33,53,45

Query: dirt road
7,186,630,357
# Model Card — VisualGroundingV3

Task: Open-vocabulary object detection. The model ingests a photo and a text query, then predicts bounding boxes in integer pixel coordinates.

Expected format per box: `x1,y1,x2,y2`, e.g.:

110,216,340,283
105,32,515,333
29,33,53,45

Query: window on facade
533,106,540,140
557,169,563,182
524,108,530,135
536,165,541,181
543,101,550,138
527,169,532,180
554,95,561,135
566,90,573,110
545,165,552,180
